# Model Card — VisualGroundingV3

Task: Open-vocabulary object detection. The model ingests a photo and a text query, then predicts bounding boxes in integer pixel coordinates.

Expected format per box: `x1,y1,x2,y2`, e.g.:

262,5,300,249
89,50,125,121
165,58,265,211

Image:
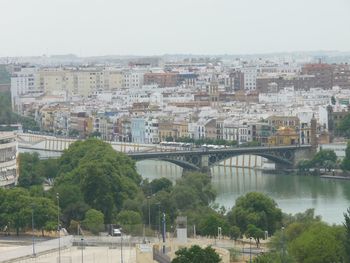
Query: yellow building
38,68,124,97
158,120,175,141
104,70,123,90
268,127,299,146
173,121,189,138
39,69,66,95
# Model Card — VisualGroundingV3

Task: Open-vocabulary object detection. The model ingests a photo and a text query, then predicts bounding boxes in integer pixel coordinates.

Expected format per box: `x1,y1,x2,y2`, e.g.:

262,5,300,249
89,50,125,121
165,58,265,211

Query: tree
297,160,313,174
331,96,336,105
172,245,221,263
52,139,142,224
343,208,350,262
289,222,344,263
198,213,229,237
142,177,173,195
0,188,31,235
116,210,142,226
116,210,142,234
68,129,80,137
311,149,337,171
253,251,294,263
246,224,265,248
32,197,58,236
342,141,350,171
227,192,282,235
174,172,216,208
0,188,57,236
229,226,241,240
82,209,104,234
18,153,58,187
336,114,350,138
89,131,101,138
18,153,42,187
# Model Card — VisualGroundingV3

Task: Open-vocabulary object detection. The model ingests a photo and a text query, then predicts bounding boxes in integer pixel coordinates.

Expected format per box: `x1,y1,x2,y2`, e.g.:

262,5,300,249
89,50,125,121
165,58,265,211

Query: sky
0,0,349,57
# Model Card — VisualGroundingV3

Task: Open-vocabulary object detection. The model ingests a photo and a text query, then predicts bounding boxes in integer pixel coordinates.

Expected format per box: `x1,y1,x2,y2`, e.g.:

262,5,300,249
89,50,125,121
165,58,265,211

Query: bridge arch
208,152,293,168
135,158,200,171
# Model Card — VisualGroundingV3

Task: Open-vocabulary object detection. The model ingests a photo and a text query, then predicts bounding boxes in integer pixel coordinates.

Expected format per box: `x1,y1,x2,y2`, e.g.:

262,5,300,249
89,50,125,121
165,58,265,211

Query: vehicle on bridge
159,141,193,149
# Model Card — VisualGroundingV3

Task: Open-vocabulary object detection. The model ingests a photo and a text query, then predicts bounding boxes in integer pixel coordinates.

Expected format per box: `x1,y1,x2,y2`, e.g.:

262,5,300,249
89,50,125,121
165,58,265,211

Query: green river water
136,160,350,224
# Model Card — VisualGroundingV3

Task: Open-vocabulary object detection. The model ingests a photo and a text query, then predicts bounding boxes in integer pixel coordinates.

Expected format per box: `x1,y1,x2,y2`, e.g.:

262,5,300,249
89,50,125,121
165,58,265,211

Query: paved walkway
0,236,72,262
10,246,136,263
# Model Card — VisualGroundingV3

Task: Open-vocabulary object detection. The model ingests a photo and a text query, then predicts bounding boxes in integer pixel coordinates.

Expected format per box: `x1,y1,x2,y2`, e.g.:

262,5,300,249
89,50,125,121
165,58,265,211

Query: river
136,160,350,225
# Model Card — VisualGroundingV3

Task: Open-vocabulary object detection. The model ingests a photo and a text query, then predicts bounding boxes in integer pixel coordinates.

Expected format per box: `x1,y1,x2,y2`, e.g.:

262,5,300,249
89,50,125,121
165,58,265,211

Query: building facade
0,132,18,187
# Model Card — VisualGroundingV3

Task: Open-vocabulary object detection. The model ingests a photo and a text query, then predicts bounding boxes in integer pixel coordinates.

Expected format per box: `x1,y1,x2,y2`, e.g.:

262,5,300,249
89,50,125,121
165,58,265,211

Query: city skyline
1,0,350,57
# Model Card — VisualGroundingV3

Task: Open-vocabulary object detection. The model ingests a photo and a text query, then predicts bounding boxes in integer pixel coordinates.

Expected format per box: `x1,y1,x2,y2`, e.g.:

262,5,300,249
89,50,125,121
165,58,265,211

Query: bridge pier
200,155,210,173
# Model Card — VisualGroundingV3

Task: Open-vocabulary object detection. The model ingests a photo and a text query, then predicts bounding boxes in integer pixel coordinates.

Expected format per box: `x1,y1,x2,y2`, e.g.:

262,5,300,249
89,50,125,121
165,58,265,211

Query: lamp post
31,205,36,257
56,192,61,263
147,196,151,229
162,212,166,254
155,203,161,239
81,238,84,263
249,237,252,263
281,227,285,263
120,228,124,263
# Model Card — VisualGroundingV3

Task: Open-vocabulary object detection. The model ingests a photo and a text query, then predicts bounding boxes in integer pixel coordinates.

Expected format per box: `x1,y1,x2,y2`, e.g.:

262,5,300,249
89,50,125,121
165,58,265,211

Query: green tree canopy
227,192,282,235
342,141,350,171
311,149,337,170
198,213,229,237
116,210,142,226
18,153,59,187
343,208,350,262
246,224,265,247
0,187,57,236
172,245,221,263
0,91,40,131
82,209,104,234
289,222,344,263
172,172,216,210
143,177,173,195
337,114,350,138
52,139,142,224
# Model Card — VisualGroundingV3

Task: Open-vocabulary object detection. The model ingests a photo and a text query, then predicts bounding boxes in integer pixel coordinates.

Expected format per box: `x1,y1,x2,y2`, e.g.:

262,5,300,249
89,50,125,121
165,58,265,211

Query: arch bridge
128,145,313,172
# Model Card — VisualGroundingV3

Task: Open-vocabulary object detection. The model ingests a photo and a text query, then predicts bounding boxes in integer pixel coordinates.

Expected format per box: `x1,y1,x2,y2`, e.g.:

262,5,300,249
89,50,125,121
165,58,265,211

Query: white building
144,117,159,144
0,132,18,187
11,67,41,111
242,66,257,91
123,70,145,89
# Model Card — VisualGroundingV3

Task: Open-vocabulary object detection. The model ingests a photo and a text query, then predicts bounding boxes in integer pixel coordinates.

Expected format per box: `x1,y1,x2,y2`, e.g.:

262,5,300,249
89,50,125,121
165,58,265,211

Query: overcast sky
1,0,349,57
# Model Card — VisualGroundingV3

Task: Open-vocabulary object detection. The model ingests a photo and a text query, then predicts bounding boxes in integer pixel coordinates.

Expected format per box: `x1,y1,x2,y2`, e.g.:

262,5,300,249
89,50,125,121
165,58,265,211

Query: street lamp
162,212,166,254
156,203,161,239
81,238,84,263
120,228,124,263
147,196,151,229
281,227,285,263
249,237,252,263
56,192,61,263
31,204,36,257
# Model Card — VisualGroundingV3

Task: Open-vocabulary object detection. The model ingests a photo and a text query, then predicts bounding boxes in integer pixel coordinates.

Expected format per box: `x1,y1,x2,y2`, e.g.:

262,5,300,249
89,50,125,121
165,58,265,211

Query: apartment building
0,132,18,187
242,66,257,91
123,70,145,89
333,64,350,89
10,67,40,111
302,63,333,89
144,72,179,88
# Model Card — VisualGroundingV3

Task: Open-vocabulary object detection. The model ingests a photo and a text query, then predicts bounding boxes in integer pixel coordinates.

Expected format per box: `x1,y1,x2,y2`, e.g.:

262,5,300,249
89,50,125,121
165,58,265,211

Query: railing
0,236,72,262
153,246,171,263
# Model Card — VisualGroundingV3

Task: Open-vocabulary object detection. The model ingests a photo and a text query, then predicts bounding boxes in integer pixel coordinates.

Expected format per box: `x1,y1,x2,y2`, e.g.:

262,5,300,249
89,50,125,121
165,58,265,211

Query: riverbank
319,170,350,180
321,175,350,180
